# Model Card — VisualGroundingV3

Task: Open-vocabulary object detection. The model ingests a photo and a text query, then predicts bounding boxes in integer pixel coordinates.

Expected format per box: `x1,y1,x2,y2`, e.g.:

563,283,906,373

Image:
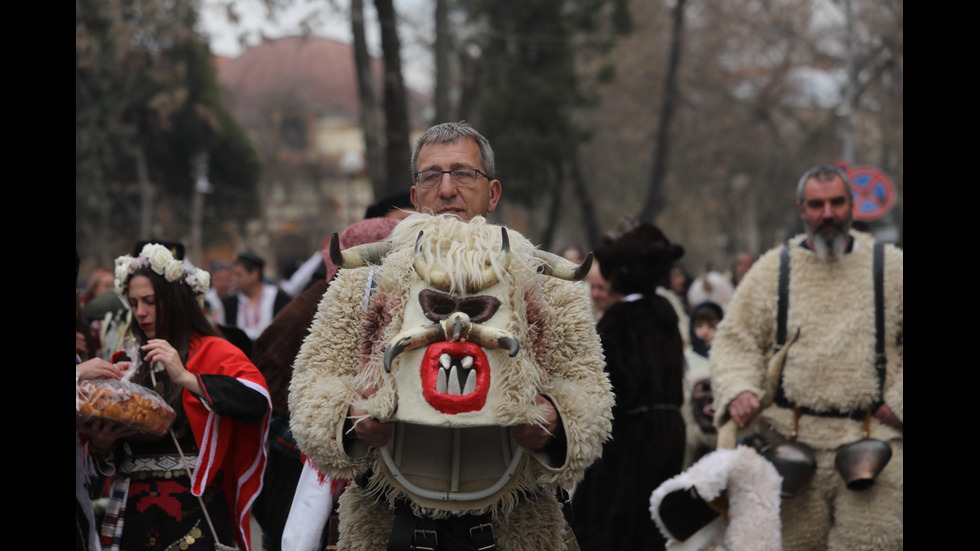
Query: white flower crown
114,243,211,304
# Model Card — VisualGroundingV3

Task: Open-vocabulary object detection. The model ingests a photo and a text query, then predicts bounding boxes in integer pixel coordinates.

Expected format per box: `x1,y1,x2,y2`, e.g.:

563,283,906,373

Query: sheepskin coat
289,215,614,551
710,230,903,550
711,230,902,447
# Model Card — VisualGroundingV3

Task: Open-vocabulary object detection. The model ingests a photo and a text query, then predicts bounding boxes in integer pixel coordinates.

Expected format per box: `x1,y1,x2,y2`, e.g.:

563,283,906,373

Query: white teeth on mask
448,365,461,395
462,369,476,395
434,355,478,396
437,367,448,394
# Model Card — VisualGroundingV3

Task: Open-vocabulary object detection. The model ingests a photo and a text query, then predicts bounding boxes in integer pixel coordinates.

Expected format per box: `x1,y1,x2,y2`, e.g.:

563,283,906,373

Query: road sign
841,164,895,221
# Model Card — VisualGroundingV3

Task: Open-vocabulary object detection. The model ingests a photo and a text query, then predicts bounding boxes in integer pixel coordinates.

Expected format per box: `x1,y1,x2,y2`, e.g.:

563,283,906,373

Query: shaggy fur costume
289,214,614,551
711,230,903,550
650,445,782,551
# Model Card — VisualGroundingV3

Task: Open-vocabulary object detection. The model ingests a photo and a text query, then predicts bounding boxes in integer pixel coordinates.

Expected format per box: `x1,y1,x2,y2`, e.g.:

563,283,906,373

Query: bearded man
710,165,903,550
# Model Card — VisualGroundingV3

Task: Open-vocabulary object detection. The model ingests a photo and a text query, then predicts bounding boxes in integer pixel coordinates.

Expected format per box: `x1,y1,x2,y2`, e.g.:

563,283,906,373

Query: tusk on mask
383,323,444,373
467,324,520,358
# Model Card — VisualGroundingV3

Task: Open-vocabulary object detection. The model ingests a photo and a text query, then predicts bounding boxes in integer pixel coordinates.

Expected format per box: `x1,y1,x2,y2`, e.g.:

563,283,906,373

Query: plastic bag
76,378,176,437
75,338,176,438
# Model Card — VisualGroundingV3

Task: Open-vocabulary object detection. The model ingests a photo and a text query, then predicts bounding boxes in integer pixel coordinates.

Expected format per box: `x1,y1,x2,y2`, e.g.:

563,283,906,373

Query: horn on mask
414,227,512,291
535,250,594,281
329,232,393,269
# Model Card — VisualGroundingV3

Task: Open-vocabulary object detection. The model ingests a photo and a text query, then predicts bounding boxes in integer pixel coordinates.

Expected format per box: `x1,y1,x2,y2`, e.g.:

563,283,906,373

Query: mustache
816,219,845,232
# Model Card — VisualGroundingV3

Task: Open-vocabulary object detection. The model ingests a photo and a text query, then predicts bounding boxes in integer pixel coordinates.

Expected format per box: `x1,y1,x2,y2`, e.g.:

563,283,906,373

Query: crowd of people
77,121,902,551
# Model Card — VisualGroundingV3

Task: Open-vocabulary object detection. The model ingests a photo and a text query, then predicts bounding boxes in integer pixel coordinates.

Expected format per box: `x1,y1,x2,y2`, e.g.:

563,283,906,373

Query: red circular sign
844,165,895,221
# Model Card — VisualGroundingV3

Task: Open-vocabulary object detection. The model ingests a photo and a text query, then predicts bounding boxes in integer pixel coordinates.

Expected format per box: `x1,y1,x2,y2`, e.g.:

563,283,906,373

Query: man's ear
410,185,420,211
487,179,502,213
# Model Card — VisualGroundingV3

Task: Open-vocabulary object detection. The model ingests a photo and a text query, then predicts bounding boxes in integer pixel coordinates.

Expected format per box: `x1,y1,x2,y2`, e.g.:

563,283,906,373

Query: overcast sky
199,0,435,91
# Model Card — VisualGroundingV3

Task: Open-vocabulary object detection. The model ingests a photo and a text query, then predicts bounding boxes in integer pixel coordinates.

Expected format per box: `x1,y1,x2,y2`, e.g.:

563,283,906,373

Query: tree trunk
375,0,411,194
434,0,451,122
351,0,386,197
569,152,601,251
639,0,686,223
541,159,564,251
136,146,153,239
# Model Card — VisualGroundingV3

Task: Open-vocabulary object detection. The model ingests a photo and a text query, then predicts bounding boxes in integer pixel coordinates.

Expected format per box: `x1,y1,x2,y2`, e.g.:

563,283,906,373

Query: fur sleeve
710,246,781,426
289,268,373,480
533,279,614,490
882,244,903,423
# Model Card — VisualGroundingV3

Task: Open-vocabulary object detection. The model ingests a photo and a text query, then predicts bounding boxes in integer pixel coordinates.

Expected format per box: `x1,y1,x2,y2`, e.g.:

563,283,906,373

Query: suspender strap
773,240,887,417
775,244,791,352
388,500,426,551
773,244,792,409
872,242,886,409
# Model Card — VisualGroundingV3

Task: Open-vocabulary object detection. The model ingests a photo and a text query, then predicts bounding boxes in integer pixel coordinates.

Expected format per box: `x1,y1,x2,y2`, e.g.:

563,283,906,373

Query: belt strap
119,453,198,474
388,500,495,551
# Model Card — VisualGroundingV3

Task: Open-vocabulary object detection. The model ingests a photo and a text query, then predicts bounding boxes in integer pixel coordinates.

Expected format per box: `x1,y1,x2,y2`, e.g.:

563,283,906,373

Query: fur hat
595,223,684,295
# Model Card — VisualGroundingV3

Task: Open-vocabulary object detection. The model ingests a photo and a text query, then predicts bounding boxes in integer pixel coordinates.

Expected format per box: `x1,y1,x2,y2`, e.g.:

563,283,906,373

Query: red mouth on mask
420,341,491,414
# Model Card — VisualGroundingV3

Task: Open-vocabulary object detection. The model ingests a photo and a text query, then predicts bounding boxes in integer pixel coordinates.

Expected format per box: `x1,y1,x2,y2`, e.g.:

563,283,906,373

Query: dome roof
217,36,383,126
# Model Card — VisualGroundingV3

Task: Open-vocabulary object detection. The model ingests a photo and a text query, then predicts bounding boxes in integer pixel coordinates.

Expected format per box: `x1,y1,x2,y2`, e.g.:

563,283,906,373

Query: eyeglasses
413,168,490,189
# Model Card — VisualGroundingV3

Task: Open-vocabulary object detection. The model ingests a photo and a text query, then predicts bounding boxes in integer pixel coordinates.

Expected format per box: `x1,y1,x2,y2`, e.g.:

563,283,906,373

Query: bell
764,442,816,498
835,438,892,491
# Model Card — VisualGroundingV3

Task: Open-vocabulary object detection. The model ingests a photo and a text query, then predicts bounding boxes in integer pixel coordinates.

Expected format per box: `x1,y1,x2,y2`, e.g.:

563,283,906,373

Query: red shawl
185,336,270,551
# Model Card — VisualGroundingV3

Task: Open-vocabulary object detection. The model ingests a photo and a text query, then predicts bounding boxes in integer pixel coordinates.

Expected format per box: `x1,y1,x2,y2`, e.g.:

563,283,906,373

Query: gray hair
410,121,496,180
796,165,853,203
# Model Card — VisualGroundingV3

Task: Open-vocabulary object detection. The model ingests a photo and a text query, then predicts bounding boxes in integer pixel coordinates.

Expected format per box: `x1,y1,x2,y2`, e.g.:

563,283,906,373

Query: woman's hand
76,358,127,381
142,339,203,396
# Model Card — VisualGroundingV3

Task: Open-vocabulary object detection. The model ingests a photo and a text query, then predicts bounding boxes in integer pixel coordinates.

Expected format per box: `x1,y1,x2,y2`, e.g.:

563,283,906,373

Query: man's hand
728,391,761,427
513,395,562,450
873,403,902,430
77,418,137,452
348,387,393,448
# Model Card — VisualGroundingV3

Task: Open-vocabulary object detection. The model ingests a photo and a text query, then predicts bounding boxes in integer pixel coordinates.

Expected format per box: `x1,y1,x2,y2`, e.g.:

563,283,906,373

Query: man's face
232,264,259,294
587,263,618,312
212,269,232,298
734,253,754,281
410,139,501,222
797,176,853,257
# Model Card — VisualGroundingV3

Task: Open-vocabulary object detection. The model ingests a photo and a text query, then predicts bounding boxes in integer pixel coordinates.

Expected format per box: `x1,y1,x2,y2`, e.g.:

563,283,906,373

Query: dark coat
571,295,686,551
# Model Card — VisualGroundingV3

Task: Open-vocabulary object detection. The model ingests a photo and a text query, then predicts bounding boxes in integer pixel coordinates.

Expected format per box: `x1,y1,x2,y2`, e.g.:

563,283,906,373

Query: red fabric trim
183,335,270,551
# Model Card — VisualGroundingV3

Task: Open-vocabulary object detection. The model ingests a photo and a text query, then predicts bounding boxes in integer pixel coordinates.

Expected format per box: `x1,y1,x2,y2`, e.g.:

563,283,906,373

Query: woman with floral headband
79,243,271,551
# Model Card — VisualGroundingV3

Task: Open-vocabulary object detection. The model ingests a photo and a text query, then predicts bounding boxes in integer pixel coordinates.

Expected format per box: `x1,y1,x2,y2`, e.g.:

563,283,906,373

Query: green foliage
76,0,260,264
464,0,619,206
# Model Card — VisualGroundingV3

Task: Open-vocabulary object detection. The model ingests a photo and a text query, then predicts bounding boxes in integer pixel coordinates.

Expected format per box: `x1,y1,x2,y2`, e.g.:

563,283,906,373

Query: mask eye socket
419,289,502,323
